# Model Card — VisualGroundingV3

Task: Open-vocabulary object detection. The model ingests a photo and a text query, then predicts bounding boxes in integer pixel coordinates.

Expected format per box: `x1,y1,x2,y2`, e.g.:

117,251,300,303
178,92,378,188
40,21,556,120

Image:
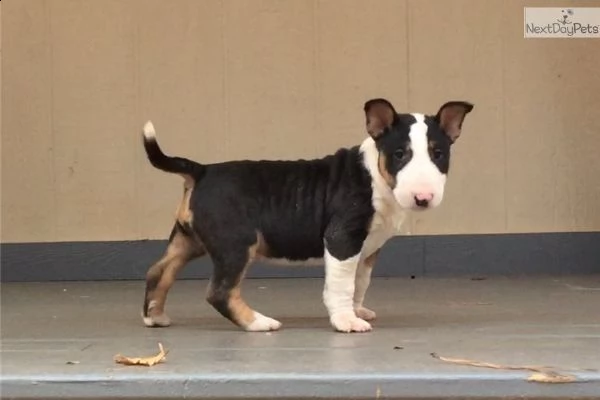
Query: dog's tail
142,121,204,180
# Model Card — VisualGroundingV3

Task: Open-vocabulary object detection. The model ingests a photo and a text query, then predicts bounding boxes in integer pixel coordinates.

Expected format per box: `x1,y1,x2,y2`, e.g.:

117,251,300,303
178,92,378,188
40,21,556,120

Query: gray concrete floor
1,276,600,399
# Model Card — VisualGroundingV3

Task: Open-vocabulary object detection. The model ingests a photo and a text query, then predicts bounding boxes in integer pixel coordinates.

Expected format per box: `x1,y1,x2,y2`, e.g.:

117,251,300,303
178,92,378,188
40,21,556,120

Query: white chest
358,137,410,261
361,199,407,259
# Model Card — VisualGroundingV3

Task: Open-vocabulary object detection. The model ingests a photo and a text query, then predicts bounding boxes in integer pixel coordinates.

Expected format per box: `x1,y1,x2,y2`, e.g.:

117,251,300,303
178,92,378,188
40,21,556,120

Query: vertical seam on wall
405,0,416,236
312,0,320,155
552,43,560,231
0,1,2,235
45,0,57,239
133,1,140,239
405,0,411,111
501,1,508,232
221,0,229,153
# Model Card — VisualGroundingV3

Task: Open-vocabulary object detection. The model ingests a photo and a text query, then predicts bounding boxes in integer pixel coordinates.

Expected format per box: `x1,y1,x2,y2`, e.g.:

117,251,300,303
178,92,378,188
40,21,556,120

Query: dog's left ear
435,101,474,143
364,98,397,139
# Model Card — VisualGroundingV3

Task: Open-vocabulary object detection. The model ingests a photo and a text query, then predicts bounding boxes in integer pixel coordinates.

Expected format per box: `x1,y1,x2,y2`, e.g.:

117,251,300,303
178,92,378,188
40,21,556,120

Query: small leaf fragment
528,372,576,384
114,343,167,367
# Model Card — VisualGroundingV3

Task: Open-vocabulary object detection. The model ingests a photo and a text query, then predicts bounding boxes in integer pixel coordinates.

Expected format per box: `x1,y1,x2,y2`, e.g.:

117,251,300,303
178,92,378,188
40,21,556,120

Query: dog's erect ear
364,98,397,139
435,101,474,143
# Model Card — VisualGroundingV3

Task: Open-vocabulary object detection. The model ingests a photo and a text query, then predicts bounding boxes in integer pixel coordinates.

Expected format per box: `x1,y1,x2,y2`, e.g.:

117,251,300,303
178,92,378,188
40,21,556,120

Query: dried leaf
114,343,167,367
565,283,600,291
528,372,576,384
431,353,548,371
430,353,586,384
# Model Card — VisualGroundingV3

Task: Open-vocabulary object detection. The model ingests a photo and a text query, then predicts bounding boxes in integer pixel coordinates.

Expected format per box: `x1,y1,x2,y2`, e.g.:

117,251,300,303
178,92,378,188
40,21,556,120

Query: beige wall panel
49,0,138,241
316,0,410,233
316,0,409,153
407,0,506,235
223,0,317,161
136,0,225,239
503,0,600,233
0,0,3,239
1,0,56,243
2,1,599,243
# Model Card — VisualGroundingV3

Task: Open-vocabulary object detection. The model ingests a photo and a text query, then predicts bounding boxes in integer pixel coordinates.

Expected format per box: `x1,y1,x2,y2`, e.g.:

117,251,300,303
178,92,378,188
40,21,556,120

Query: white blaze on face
392,114,447,209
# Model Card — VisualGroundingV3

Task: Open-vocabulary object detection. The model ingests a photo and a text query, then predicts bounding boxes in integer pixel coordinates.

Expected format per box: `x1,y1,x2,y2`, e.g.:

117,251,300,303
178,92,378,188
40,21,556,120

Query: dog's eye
432,149,444,160
393,149,405,160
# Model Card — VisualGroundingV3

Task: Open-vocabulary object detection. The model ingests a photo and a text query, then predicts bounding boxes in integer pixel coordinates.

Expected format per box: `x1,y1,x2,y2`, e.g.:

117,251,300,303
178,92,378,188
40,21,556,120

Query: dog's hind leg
142,224,205,327
205,234,281,332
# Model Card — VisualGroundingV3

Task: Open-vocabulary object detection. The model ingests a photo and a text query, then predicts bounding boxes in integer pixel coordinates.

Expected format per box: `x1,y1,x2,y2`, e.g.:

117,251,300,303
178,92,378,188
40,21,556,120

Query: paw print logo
558,9,574,25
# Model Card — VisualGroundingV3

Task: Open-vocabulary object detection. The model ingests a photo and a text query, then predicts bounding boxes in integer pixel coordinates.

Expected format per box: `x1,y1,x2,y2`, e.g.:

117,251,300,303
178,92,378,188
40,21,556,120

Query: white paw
330,312,372,333
245,312,282,332
355,306,377,321
142,312,171,327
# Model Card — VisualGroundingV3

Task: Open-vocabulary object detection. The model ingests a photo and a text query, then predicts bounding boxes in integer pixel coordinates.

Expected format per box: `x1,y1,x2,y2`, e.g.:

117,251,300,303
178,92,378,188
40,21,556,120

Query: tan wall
2,0,599,243
0,0,3,241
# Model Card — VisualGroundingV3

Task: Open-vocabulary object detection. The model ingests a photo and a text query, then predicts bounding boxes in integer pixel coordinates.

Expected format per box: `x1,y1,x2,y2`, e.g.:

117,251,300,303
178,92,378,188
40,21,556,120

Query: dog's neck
359,137,396,203
359,137,408,233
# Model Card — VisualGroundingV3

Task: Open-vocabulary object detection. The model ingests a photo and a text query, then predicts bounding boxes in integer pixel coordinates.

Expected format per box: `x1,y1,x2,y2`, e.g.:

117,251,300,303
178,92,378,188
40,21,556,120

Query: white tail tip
143,120,156,139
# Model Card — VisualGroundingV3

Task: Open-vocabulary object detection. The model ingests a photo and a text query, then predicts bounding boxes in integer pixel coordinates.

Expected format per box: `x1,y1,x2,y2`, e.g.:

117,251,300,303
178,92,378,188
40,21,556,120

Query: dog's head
364,98,473,211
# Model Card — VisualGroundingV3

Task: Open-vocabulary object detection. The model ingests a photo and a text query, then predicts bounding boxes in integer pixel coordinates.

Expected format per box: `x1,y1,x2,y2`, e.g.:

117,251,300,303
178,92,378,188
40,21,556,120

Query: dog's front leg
353,250,378,321
323,249,372,333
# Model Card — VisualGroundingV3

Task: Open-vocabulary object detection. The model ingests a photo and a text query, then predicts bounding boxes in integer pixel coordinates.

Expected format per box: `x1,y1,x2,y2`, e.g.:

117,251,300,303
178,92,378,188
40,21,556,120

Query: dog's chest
361,199,407,258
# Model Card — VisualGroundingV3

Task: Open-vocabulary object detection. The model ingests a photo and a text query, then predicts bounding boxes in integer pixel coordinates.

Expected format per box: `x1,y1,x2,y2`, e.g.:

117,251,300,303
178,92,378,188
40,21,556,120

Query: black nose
414,197,429,208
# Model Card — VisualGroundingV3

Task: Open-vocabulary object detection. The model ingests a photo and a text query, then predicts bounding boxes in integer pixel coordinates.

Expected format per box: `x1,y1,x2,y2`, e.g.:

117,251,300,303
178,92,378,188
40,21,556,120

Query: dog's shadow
165,311,513,333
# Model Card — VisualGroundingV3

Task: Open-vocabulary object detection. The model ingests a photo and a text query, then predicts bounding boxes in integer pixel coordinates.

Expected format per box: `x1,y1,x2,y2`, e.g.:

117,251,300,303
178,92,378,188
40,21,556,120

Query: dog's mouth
414,198,430,209
409,195,443,211
410,203,431,212
395,199,433,212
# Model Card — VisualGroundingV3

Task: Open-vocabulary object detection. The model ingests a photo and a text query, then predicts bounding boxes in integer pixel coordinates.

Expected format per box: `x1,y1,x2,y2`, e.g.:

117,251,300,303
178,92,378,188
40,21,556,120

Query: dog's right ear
364,98,397,139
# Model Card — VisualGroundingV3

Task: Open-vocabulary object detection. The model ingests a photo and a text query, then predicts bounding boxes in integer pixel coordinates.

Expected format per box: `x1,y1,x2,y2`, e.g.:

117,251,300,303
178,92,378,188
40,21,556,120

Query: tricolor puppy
141,98,473,333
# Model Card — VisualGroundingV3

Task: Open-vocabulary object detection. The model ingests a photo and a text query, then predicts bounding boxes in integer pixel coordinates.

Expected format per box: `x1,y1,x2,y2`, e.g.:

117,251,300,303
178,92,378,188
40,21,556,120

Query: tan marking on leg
228,286,256,327
364,249,380,268
253,231,270,259
144,230,204,327
178,174,195,189
378,153,396,188
225,235,261,327
175,181,194,227
209,232,281,331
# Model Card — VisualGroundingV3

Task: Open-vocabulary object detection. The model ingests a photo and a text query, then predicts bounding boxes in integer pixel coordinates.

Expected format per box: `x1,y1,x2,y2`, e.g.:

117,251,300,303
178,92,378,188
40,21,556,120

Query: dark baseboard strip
1,232,598,282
